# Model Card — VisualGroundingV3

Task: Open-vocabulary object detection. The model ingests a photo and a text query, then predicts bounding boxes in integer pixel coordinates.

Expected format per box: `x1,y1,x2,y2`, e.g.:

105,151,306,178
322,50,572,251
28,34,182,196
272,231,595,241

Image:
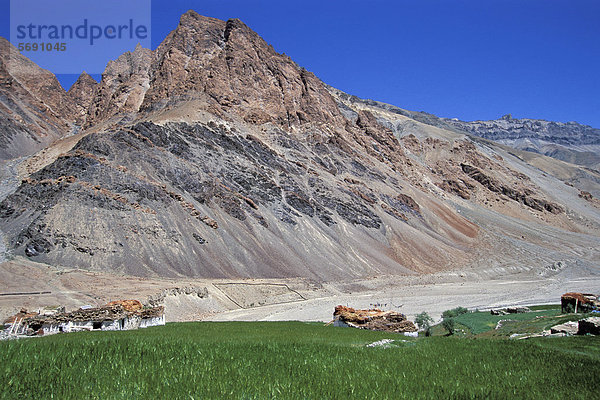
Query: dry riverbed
1,256,598,324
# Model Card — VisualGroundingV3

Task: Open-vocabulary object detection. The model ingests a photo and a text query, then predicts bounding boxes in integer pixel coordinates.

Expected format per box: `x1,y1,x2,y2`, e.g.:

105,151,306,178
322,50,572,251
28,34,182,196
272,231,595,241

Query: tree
415,312,434,335
442,317,456,335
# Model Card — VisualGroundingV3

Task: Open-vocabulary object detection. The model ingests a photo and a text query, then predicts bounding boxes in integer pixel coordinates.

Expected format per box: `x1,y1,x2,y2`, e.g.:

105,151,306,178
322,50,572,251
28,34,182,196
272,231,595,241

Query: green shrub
442,307,469,319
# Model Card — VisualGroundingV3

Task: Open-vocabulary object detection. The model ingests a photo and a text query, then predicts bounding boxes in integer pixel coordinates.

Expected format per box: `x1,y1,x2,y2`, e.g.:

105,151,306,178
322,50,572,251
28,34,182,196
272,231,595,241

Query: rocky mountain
334,92,600,171
67,72,98,124
85,44,153,128
0,10,599,281
444,114,600,171
334,90,600,198
85,12,345,131
0,38,79,161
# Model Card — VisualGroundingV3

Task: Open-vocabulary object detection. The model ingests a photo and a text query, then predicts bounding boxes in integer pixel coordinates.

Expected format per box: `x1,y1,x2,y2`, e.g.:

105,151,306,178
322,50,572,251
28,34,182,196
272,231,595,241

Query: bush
442,307,469,319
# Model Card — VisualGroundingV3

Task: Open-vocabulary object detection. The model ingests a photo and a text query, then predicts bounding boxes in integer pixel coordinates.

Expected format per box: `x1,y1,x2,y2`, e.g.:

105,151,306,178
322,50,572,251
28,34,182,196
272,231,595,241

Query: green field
1,320,599,399
442,305,594,337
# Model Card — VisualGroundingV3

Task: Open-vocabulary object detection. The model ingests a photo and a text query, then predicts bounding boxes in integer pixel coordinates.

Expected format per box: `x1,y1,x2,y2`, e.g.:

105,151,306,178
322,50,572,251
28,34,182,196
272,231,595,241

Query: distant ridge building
3,300,164,337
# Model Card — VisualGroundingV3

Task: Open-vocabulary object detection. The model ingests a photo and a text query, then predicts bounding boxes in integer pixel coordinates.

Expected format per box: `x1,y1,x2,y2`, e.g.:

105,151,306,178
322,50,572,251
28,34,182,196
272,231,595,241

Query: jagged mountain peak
0,38,70,108
80,11,346,129
104,44,153,77
180,9,224,24
137,12,344,129
68,72,98,124
84,44,153,127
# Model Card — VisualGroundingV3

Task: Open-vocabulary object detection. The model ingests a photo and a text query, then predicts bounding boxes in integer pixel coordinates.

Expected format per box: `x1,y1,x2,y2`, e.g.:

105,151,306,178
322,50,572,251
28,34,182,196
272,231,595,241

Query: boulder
491,306,530,315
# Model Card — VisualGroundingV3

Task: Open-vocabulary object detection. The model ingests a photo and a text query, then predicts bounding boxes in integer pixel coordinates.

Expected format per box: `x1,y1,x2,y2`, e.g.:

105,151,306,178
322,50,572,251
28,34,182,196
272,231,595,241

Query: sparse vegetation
1,320,599,399
449,304,589,336
439,307,469,335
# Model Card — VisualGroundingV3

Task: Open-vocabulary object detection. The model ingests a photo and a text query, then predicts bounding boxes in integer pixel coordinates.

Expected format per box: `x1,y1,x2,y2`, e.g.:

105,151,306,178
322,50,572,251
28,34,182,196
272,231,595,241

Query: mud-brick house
333,305,418,337
4,300,164,336
561,293,599,313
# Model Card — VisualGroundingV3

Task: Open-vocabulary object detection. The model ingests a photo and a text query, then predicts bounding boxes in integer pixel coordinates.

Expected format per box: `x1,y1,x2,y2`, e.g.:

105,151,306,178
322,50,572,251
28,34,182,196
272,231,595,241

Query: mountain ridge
0,11,598,282
0,38,78,161
330,88,599,171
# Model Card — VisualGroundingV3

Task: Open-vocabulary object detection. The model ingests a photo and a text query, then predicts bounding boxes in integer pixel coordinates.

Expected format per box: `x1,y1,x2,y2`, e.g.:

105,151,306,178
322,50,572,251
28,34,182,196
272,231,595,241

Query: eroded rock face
1,120,443,278
446,114,600,170
141,12,345,128
447,114,600,147
67,72,98,124
0,38,77,160
460,163,563,214
86,44,153,127
81,11,346,130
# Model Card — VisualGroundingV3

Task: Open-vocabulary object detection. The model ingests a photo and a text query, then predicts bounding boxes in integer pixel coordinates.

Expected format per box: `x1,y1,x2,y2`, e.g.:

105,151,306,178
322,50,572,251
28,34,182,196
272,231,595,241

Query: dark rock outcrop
461,163,563,214
578,317,600,335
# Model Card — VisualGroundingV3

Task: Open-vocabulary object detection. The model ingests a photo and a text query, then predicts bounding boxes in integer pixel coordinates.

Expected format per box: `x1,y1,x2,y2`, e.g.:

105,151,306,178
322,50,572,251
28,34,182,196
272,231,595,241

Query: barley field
1,321,599,399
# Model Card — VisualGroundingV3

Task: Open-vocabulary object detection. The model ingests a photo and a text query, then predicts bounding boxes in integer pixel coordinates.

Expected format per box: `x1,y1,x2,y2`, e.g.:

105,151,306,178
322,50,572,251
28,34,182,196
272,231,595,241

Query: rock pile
550,321,579,335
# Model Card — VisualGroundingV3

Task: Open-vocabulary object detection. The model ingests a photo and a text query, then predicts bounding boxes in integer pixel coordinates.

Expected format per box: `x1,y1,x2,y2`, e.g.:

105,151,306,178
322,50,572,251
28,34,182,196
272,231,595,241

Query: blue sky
1,0,599,127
